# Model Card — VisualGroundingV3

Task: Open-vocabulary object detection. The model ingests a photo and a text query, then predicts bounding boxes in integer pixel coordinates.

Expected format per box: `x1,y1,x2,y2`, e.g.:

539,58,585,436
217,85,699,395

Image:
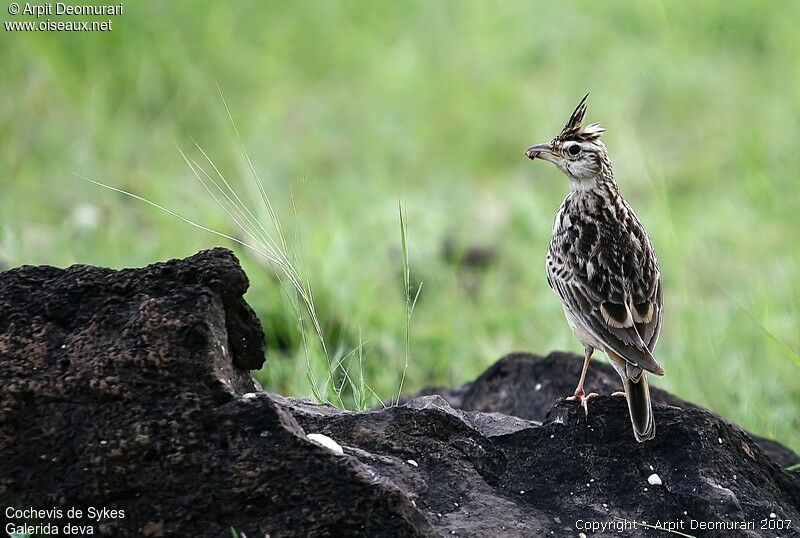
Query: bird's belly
562,306,604,350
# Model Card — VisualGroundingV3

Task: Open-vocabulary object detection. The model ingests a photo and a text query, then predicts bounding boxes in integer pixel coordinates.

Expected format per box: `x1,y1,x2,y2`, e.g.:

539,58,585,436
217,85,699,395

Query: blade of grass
76,174,278,265
77,169,331,403
721,287,800,369
396,201,421,405
81,90,391,411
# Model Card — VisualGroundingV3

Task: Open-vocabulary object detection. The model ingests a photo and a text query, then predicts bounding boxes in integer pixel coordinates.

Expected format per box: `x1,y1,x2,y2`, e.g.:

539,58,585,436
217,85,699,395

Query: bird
524,94,665,443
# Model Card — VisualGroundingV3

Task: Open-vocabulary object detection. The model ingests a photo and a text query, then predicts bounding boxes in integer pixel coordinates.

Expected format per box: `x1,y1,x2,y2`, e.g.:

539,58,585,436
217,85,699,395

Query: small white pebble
603,503,607,508
535,383,542,391
100,440,108,445
437,513,442,518
579,533,587,538
718,437,723,444
590,478,595,482
683,511,688,516
585,483,590,487
770,513,777,519
60,344,66,349
644,487,648,492
407,459,419,467
649,465,654,471
307,433,344,455
648,473,662,486
454,502,459,507
519,490,525,494
550,434,554,439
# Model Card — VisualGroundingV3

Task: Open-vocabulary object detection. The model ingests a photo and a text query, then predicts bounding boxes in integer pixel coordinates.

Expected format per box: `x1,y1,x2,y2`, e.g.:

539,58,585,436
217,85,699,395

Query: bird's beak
524,143,559,164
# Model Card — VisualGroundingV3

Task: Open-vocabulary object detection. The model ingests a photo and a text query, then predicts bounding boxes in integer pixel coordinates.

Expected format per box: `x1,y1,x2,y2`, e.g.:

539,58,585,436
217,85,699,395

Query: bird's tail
621,369,655,443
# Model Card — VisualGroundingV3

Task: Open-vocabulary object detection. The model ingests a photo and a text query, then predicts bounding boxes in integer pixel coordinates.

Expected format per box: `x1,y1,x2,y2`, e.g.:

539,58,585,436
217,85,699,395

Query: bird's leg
566,346,599,415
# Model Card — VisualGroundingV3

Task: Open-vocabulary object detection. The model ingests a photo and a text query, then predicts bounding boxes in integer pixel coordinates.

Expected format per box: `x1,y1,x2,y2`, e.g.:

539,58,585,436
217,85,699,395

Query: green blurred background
1,1,798,452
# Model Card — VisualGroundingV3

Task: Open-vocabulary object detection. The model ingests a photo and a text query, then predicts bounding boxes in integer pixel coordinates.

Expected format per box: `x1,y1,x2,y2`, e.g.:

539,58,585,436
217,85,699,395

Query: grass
397,200,423,404
1,1,799,454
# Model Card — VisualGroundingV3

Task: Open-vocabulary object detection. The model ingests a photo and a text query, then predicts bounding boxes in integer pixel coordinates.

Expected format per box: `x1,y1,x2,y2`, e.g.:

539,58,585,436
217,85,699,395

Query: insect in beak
525,143,558,164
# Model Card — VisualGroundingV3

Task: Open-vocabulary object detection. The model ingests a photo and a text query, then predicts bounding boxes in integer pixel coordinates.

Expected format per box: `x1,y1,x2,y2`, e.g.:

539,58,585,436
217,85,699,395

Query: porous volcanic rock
1,249,798,537
420,351,800,470
0,249,430,537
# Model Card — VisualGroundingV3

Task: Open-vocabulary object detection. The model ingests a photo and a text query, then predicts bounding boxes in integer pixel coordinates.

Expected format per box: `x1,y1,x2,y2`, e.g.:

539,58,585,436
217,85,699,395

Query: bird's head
525,94,613,188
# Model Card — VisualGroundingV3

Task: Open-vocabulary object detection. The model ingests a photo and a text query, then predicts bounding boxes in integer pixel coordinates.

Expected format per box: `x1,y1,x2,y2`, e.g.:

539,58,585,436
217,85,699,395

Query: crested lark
525,94,664,443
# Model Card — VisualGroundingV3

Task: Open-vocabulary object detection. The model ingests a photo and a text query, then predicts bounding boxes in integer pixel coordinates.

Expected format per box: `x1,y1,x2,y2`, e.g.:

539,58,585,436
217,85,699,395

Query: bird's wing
621,209,663,356
547,214,664,376
638,277,663,353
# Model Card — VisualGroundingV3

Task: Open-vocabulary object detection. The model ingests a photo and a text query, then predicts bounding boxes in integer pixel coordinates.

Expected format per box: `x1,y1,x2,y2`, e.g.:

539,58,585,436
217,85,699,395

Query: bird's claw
566,390,599,416
611,391,626,398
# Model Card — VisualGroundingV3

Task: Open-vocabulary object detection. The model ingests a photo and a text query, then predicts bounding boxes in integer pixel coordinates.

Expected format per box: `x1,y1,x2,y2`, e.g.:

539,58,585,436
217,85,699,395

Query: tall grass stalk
396,202,422,405
79,92,385,409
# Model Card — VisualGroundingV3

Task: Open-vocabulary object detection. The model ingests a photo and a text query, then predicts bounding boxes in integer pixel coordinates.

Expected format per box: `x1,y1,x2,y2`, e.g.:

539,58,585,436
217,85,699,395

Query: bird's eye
567,144,581,157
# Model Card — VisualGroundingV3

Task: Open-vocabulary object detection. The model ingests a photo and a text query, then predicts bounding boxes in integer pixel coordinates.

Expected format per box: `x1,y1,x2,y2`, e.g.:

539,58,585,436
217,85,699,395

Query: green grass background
1,1,799,452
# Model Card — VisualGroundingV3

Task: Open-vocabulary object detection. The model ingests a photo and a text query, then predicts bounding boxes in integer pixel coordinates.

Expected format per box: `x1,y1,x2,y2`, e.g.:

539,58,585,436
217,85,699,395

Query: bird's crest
556,93,605,142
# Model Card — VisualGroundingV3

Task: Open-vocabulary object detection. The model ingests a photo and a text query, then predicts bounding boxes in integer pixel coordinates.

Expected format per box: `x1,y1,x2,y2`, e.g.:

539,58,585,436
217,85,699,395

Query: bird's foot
611,391,626,398
566,388,599,416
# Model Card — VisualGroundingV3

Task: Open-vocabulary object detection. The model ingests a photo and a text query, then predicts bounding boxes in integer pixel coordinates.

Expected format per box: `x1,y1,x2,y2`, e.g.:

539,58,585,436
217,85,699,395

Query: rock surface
419,351,800,469
1,249,798,537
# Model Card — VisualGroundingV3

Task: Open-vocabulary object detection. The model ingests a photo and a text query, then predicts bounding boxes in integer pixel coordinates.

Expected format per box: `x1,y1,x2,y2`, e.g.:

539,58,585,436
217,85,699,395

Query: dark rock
427,351,800,469
755,437,800,471
1,250,798,537
279,390,800,537
455,351,694,420
0,249,431,537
